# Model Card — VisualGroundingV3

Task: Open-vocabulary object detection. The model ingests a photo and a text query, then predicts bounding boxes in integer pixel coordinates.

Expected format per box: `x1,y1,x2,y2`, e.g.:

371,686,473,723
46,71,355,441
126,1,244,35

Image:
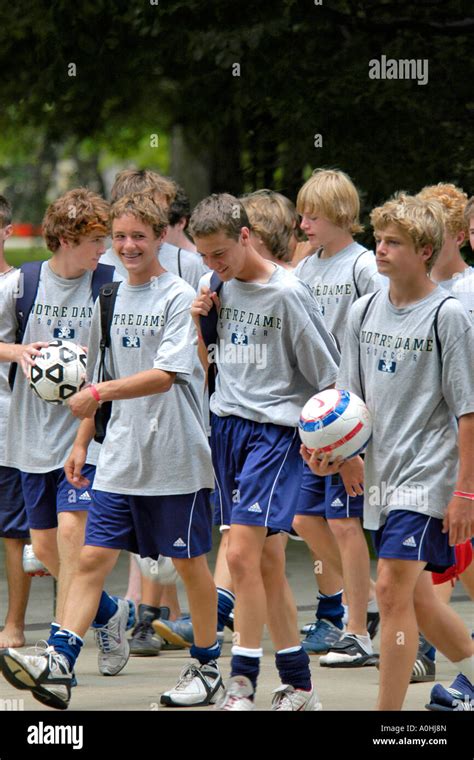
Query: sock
418,633,436,662
316,590,344,630
453,655,473,684
275,646,311,691
91,592,118,627
367,597,378,613
348,633,373,655
190,641,221,665
48,621,61,646
217,587,235,630
51,629,84,670
231,646,262,693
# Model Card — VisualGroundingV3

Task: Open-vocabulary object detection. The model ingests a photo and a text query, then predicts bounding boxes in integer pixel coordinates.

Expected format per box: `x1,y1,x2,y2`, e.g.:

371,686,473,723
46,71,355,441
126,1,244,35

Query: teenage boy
0,189,129,654
0,195,33,649
0,194,218,711
303,193,474,711
293,169,382,663
451,195,474,318
188,193,340,710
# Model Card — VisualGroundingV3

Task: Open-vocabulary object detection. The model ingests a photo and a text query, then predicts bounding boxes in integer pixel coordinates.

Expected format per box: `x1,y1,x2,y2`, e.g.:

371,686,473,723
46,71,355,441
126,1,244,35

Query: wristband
453,491,474,501
88,384,102,405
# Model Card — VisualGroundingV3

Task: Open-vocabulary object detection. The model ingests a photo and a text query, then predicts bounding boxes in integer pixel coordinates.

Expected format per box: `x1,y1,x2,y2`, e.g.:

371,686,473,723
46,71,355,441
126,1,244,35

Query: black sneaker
367,611,380,639
410,653,436,683
0,644,72,710
319,633,379,668
130,604,163,656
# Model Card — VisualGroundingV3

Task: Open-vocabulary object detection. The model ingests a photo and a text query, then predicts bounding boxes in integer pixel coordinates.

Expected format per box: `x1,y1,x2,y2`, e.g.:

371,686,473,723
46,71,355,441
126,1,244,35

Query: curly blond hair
370,193,445,272
417,183,468,237
43,188,110,253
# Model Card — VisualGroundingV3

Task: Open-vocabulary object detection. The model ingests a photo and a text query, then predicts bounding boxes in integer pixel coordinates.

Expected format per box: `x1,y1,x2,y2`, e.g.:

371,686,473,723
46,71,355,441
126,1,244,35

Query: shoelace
94,625,119,653
174,665,199,690
131,621,153,641
273,690,297,710
22,642,68,675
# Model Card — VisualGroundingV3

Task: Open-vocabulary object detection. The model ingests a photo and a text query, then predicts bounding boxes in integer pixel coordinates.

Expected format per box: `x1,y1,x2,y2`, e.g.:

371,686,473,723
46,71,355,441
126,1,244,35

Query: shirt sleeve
153,289,196,384
437,300,474,418
335,298,366,398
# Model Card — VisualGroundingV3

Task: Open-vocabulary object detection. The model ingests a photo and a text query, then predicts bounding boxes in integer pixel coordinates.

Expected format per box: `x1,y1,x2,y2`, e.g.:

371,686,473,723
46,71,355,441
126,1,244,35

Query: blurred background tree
0,0,472,250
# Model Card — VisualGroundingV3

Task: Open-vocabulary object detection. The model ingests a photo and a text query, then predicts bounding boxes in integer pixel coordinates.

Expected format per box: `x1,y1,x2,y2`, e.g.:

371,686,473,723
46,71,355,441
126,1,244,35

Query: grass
5,247,51,267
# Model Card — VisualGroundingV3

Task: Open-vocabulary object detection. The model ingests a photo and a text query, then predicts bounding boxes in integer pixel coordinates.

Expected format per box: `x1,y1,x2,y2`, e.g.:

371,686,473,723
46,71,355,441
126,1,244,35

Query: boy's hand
18,341,49,377
68,386,99,419
64,445,89,488
190,287,221,328
442,495,473,546
300,444,344,476
339,456,364,497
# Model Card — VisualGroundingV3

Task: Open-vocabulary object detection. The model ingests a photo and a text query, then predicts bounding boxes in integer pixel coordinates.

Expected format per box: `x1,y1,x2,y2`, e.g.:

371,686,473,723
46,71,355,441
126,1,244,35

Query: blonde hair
370,193,445,272
110,169,176,206
110,193,169,238
417,183,468,237
240,190,299,261
43,188,110,253
296,168,363,235
464,196,474,225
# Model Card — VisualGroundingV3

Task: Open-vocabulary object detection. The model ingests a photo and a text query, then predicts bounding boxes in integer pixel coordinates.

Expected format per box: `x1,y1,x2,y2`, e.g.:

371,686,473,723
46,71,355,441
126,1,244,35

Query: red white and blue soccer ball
299,389,372,461
29,340,87,404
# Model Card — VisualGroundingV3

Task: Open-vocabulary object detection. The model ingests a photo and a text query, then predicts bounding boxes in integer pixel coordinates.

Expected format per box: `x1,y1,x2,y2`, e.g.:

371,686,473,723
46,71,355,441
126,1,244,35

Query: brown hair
42,188,110,253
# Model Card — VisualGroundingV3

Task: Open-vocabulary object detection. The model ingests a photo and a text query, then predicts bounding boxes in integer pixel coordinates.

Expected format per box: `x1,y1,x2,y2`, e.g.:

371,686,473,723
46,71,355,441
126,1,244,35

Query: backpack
93,281,121,443
199,272,224,398
357,292,455,401
8,261,116,390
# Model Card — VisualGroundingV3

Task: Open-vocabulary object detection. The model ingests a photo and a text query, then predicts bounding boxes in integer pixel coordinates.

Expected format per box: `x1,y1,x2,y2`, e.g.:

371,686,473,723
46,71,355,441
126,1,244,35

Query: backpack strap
198,272,223,401
433,296,456,361
357,291,379,402
352,250,369,300
177,248,182,278
93,281,121,444
8,260,43,390
91,264,115,301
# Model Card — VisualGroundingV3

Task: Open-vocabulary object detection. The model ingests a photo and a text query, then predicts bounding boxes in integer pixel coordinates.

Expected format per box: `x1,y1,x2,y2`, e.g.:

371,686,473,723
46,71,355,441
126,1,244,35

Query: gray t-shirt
0,268,19,463
435,266,474,294
337,287,474,529
89,272,214,496
210,266,340,427
101,242,208,292
449,269,474,319
294,242,384,348
0,262,108,472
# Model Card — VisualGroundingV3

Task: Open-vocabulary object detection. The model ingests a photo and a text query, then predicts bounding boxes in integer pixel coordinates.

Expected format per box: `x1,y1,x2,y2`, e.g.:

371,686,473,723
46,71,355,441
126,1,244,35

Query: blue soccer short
211,414,303,533
295,464,364,520
0,466,29,539
21,465,96,530
86,488,212,559
372,510,455,573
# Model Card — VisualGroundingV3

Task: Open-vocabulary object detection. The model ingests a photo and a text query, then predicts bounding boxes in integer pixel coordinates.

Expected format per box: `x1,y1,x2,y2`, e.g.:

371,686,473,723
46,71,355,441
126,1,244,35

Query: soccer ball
29,340,87,404
134,554,179,585
298,389,372,461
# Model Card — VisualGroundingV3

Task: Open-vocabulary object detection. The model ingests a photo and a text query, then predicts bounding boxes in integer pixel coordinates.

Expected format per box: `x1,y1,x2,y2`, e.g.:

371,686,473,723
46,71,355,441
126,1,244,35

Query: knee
31,534,57,566
227,546,256,581
58,516,85,548
329,519,362,543
173,556,208,584
375,574,405,615
77,547,112,577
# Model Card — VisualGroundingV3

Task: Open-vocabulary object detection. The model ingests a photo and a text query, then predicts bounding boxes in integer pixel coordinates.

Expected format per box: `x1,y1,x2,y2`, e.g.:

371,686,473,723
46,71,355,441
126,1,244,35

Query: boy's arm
443,412,474,546
0,341,49,373
64,417,96,488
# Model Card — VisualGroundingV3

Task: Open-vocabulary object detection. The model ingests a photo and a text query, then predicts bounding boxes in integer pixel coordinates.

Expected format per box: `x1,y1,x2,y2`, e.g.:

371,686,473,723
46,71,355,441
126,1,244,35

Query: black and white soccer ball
29,340,87,404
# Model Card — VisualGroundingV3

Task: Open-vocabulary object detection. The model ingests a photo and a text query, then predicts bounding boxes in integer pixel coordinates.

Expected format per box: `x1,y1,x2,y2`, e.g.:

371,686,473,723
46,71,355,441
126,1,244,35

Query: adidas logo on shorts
402,535,417,548
331,498,344,508
78,491,91,501
173,537,187,548
247,502,262,514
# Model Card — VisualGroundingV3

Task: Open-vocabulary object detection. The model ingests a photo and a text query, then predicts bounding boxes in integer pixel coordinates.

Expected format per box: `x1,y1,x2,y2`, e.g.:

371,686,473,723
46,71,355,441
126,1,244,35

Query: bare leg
214,530,233,590
261,535,300,650
125,555,142,609
160,584,182,620
0,538,31,648
172,555,216,648
329,518,370,634
226,525,267,648
56,511,88,624
30,527,59,578
292,514,343,594
376,558,425,710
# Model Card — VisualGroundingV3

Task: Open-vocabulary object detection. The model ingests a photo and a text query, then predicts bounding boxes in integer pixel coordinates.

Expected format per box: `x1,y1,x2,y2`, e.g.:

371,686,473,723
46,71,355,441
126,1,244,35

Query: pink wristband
88,384,101,404
453,491,474,501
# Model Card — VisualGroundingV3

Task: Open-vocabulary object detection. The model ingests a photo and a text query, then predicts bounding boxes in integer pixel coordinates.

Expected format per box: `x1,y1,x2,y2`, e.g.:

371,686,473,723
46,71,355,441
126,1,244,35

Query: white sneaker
271,684,322,711
214,675,256,711
160,661,224,706
93,598,130,676
0,643,71,710
22,545,50,577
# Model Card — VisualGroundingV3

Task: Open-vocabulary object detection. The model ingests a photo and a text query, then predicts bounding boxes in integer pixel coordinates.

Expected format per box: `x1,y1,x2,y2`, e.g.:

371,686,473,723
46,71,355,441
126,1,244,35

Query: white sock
452,655,473,684
348,632,372,655
367,598,378,613
231,645,263,658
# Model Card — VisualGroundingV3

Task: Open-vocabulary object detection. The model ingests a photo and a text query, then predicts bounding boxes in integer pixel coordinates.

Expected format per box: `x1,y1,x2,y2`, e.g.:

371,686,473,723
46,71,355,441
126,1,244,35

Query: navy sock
425,646,436,662
92,592,118,627
48,622,60,646
217,587,235,630
190,641,221,665
316,591,344,630
231,654,260,693
51,630,83,670
275,647,312,691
